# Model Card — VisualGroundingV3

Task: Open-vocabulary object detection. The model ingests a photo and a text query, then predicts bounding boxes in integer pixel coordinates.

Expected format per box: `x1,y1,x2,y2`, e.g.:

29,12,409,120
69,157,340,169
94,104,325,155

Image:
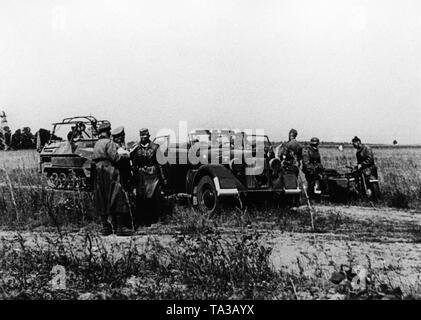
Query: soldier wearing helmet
92,121,133,236
302,137,324,198
277,128,303,176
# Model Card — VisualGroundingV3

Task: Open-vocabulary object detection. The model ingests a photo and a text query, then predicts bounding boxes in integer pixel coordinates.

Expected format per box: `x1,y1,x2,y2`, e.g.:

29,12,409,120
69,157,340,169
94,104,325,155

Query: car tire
197,175,220,216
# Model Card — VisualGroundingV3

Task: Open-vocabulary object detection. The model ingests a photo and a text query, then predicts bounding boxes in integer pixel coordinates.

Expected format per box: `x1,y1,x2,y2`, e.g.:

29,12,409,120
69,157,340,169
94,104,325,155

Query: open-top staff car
39,116,109,190
154,129,302,214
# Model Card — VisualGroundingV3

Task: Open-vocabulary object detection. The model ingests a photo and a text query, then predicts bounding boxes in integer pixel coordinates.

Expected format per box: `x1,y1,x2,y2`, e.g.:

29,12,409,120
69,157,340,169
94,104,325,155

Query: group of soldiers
0,127,36,151
276,128,376,198
93,121,377,236
92,122,167,236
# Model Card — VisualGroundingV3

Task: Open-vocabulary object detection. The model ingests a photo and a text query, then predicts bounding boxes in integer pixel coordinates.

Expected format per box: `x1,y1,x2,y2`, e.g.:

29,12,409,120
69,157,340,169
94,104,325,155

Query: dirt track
1,204,420,293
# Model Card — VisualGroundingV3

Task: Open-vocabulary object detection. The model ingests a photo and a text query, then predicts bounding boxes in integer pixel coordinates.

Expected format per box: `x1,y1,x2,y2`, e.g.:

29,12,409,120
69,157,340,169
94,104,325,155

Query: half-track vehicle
39,116,108,191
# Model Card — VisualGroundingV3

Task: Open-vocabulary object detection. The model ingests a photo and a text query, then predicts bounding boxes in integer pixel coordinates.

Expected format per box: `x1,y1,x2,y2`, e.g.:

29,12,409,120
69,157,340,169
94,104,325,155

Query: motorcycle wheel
367,182,380,202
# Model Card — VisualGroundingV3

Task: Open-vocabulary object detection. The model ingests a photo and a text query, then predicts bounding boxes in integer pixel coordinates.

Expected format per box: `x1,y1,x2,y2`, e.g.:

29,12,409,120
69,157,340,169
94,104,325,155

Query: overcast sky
1,0,420,144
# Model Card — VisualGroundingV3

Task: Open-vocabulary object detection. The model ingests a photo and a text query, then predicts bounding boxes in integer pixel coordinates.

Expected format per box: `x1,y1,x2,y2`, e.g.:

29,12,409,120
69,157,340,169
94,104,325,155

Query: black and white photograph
0,0,420,308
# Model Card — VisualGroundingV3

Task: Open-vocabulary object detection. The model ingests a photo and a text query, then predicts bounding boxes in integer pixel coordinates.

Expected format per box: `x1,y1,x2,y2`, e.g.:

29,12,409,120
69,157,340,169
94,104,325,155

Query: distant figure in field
10,127,36,150
10,129,22,150
21,127,35,149
393,140,398,145
0,126,12,150
35,128,62,152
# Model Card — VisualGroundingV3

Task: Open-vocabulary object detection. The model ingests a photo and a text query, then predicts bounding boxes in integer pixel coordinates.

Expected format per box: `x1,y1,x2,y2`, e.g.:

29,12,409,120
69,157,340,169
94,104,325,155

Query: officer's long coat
130,141,165,199
92,137,128,218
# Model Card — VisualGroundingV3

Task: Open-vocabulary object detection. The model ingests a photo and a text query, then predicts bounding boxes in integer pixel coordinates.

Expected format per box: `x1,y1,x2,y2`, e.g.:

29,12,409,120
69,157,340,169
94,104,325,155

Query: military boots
100,217,113,236
115,215,134,236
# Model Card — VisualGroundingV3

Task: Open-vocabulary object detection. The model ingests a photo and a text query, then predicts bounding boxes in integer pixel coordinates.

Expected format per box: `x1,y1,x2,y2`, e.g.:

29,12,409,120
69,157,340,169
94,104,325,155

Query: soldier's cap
310,137,320,145
111,126,125,137
289,128,298,137
352,136,361,143
139,128,150,136
98,121,111,133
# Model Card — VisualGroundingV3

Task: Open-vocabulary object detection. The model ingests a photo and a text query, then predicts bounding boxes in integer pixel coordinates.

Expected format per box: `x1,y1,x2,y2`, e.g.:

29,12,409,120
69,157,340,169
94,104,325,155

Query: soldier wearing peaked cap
111,126,132,192
131,128,168,227
111,126,125,147
302,137,324,198
92,121,133,236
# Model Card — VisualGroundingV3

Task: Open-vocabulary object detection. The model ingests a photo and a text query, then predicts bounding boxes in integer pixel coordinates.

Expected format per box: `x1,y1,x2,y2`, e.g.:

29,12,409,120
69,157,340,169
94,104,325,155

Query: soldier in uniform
131,128,168,227
73,122,86,141
92,122,133,236
352,136,378,180
111,126,126,148
277,128,303,176
302,137,324,198
111,126,132,191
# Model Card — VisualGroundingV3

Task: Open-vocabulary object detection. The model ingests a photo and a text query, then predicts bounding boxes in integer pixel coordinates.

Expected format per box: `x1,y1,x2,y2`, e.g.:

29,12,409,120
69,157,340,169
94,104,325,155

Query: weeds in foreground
0,230,302,299
0,229,419,300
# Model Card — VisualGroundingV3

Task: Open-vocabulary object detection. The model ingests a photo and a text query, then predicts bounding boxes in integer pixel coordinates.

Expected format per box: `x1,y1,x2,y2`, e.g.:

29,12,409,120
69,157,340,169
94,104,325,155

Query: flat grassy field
2,146,420,212
320,145,421,209
0,148,420,300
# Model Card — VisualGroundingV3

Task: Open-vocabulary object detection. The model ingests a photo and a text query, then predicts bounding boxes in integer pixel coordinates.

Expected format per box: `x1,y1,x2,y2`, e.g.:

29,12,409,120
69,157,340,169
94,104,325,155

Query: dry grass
0,149,420,300
320,146,421,209
1,146,420,224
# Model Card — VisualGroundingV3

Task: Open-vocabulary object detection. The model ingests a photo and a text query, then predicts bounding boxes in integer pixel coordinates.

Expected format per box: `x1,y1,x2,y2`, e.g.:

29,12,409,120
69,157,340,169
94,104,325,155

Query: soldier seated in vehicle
72,122,87,141
131,128,168,228
302,137,324,198
351,136,378,180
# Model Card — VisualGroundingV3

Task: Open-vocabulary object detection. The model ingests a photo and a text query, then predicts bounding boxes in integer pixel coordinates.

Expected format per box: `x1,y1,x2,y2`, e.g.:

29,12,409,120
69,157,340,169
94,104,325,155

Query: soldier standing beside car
131,128,168,227
302,137,324,198
111,126,126,149
277,128,303,176
92,122,133,236
111,126,134,224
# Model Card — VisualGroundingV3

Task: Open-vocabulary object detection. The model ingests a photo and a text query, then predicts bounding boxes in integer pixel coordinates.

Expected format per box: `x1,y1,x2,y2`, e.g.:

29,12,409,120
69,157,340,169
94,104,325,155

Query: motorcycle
321,165,380,202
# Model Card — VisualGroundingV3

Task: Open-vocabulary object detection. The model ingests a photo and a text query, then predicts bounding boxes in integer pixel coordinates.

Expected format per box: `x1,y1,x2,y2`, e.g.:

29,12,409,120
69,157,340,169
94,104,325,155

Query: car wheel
197,176,220,215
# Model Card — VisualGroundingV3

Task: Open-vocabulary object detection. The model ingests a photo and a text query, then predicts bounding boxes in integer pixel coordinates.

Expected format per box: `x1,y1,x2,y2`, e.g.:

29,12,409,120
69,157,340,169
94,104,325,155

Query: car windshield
211,132,232,148
189,131,211,145
188,131,269,150
244,134,270,149
52,122,96,141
